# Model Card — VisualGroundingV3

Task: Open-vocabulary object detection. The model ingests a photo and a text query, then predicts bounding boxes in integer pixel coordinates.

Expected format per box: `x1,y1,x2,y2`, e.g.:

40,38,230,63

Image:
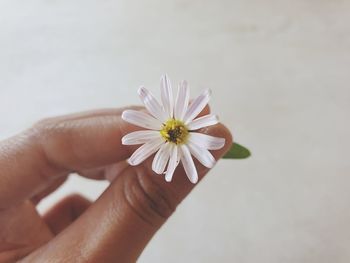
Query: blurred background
0,0,349,262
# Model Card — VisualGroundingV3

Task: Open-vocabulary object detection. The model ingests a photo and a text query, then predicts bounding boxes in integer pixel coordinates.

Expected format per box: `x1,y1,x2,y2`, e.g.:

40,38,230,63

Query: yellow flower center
160,119,189,145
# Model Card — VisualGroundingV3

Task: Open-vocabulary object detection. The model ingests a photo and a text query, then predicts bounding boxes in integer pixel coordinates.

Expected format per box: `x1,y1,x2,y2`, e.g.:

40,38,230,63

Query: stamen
160,119,189,145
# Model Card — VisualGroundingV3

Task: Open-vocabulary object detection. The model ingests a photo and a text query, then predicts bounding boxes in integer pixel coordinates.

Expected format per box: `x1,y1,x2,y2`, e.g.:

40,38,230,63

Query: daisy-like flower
121,75,225,184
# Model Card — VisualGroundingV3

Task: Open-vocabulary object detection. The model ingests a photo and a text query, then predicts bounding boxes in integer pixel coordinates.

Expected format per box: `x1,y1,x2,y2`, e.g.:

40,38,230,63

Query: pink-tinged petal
188,132,225,150
152,143,171,174
174,80,190,120
180,145,198,184
165,145,179,182
188,141,216,168
122,130,161,145
122,110,162,130
160,74,174,118
138,86,167,122
183,89,211,124
187,114,219,130
128,138,164,166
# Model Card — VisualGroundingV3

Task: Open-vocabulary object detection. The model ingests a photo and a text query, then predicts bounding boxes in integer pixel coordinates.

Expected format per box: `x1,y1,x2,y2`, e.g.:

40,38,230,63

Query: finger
38,106,144,122
23,123,232,263
42,195,92,235
0,104,209,209
0,107,143,209
79,161,130,183
31,176,68,205
0,201,53,262
75,105,211,181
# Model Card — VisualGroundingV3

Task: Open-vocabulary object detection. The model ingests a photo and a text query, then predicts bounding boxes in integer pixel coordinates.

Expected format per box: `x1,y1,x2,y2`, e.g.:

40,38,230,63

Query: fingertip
197,104,211,117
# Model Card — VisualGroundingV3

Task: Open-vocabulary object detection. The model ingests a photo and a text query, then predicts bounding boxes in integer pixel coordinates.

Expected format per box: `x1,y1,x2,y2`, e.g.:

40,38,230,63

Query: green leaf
222,142,251,159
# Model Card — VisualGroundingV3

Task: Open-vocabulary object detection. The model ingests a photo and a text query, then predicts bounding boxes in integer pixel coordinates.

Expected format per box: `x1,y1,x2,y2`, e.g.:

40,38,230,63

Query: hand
0,107,232,263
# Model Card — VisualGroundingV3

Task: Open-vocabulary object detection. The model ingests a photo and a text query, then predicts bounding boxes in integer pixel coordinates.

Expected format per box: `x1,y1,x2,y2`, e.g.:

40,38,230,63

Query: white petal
188,132,225,150
188,142,216,168
174,80,190,120
122,110,162,130
138,86,167,122
160,74,174,118
122,130,161,145
180,145,198,184
187,114,219,130
165,145,180,182
152,143,171,174
128,138,164,166
183,89,211,124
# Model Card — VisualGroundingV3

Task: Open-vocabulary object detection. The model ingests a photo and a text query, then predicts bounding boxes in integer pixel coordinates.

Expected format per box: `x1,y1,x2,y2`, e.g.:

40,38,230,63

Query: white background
1,1,350,262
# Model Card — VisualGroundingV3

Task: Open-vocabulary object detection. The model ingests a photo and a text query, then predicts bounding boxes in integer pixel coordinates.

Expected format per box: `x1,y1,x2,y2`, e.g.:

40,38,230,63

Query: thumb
25,124,232,263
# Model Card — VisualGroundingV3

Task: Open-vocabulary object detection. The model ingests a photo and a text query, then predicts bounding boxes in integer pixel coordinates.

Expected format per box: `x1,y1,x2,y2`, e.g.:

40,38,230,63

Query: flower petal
122,130,161,145
187,114,219,131
188,141,216,168
165,145,180,182
183,89,211,124
152,143,171,174
160,74,174,118
122,110,162,130
188,132,226,150
180,145,198,184
128,138,164,166
174,80,190,120
138,86,167,122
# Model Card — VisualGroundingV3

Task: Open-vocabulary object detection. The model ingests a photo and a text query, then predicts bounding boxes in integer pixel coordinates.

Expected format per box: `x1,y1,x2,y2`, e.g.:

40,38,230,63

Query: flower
121,74,225,184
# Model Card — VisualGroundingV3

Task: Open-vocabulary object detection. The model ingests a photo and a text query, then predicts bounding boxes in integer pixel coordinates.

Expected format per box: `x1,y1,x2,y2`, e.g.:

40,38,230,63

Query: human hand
0,106,232,263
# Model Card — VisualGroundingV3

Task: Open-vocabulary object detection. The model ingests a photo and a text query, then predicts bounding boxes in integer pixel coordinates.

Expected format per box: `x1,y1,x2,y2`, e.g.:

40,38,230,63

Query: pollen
160,119,189,145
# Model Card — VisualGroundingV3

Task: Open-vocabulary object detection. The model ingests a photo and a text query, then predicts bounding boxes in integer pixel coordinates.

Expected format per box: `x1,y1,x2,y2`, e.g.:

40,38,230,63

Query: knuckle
31,117,68,139
29,117,75,171
30,118,64,147
122,167,176,226
32,116,56,129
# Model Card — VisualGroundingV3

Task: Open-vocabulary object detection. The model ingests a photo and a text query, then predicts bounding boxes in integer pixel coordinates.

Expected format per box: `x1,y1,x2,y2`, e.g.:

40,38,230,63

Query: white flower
121,74,225,184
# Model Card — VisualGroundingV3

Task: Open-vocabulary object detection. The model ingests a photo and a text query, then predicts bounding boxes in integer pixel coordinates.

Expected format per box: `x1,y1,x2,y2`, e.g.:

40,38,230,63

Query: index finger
0,107,141,209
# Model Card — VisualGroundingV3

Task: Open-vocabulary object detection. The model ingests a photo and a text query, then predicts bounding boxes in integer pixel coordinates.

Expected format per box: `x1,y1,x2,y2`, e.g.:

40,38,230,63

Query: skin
0,106,232,263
